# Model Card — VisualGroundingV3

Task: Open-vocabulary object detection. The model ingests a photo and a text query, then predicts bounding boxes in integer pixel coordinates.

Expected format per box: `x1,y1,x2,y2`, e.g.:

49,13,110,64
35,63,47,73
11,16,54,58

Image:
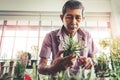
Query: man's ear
60,15,64,22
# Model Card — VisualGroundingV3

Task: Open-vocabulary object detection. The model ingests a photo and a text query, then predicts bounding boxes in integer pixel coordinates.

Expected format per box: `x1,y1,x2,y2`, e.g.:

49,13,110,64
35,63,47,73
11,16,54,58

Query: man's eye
76,16,81,19
66,16,72,19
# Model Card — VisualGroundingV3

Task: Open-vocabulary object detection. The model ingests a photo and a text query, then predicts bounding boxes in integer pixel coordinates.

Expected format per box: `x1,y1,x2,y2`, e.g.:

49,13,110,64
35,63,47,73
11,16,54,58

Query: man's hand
51,51,76,73
79,57,94,69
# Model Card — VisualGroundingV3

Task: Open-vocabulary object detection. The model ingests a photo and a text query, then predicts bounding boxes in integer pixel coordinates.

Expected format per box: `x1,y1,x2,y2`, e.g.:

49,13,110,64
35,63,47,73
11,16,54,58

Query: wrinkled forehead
65,8,83,16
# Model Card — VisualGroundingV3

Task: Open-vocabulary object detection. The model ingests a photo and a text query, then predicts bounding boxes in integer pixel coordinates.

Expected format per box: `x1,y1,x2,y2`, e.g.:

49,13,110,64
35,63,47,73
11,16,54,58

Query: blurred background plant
95,37,120,80
14,61,26,80
31,45,39,60
94,52,110,77
109,36,120,79
94,38,111,78
38,66,95,80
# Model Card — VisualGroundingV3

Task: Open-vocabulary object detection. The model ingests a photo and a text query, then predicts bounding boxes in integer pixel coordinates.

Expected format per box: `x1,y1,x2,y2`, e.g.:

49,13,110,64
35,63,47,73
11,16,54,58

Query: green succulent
63,36,85,57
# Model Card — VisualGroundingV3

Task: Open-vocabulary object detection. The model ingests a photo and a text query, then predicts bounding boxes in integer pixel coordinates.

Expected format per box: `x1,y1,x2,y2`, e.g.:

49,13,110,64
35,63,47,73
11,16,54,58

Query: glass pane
13,37,27,59
3,26,16,36
98,21,108,27
26,38,39,59
52,20,62,26
1,37,14,59
16,30,27,37
41,20,51,26
40,26,51,37
28,30,39,37
52,26,61,30
86,21,97,27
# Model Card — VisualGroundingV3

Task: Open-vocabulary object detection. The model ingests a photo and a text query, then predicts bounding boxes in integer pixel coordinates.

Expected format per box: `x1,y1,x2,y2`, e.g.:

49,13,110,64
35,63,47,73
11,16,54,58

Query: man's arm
38,54,76,75
38,57,53,75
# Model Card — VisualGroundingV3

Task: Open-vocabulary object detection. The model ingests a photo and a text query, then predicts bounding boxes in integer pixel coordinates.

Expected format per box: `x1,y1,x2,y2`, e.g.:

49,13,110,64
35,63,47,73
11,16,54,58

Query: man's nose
71,17,77,24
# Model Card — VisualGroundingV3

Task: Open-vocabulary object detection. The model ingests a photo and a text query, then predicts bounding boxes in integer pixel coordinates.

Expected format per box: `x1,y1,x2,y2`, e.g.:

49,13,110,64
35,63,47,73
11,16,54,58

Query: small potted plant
59,35,86,79
10,60,14,67
14,61,26,80
94,38,111,79
94,52,110,79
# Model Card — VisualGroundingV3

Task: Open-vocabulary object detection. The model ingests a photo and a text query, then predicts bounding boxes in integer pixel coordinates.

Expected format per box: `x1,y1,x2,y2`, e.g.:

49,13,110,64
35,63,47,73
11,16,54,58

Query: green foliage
110,37,120,79
97,37,120,79
38,67,95,80
32,62,37,80
14,61,26,78
99,38,110,49
63,36,85,57
94,52,110,77
0,73,12,80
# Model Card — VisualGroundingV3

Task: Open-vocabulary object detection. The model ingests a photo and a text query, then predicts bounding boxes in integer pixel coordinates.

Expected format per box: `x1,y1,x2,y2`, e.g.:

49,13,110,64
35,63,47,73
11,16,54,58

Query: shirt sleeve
39,33,52,58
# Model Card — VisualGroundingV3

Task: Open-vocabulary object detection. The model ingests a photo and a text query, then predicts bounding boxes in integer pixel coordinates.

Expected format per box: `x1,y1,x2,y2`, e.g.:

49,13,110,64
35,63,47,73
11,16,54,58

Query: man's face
61,8,84,35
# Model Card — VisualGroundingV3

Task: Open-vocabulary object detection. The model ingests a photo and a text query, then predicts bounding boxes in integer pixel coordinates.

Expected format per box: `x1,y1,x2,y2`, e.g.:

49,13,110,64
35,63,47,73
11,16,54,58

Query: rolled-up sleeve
39,33,52,58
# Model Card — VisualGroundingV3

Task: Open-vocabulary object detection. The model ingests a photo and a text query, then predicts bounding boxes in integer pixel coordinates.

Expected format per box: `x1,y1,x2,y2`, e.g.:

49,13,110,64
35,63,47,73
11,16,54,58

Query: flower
17,51,31,65
99,38,111,49
24,74,32,80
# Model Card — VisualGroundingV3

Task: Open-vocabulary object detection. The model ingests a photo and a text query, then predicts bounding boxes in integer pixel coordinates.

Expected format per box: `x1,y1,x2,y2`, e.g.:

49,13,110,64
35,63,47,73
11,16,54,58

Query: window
0,12,111,60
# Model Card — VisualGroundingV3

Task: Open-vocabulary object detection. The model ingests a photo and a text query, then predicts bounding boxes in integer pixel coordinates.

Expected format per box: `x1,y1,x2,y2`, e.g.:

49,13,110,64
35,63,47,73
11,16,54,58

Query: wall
1,0,120,37
0,0,111,12
110,0,120,37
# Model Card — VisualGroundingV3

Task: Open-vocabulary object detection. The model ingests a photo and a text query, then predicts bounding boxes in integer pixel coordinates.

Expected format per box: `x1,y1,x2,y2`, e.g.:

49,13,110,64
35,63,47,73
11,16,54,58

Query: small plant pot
31,60,37,66
10,61,14,67
0,62,5,67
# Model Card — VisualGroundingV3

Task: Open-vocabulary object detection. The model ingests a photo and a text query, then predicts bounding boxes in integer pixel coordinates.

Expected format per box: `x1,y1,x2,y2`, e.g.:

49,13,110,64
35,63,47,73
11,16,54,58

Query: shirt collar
56,25,86,41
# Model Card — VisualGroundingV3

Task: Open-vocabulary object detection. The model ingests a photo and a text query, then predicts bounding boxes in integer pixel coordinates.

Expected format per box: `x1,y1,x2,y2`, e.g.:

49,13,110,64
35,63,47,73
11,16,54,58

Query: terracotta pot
0,62,5,67
10,61,14,67
31,60,37,66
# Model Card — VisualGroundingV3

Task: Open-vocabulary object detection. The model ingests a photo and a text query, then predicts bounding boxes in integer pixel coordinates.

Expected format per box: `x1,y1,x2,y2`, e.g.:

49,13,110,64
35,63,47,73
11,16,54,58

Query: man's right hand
38,51,76,75
51,51,76,73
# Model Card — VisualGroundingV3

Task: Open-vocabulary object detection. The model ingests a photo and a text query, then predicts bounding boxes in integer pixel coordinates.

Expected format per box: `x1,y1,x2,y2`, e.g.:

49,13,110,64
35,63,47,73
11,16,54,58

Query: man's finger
65,54,76,59
56,50,64,57
84,58,93,69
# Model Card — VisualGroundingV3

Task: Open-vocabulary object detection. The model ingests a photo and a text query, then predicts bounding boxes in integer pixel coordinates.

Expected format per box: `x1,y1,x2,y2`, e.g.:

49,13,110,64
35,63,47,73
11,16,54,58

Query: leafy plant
94,38,111,78
109,37,120,79
63,36,85,57
94,52,110,77
32,62,37,80
54,66,94,80
14,61,26,79
99,38,110,49
97,37,120,79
